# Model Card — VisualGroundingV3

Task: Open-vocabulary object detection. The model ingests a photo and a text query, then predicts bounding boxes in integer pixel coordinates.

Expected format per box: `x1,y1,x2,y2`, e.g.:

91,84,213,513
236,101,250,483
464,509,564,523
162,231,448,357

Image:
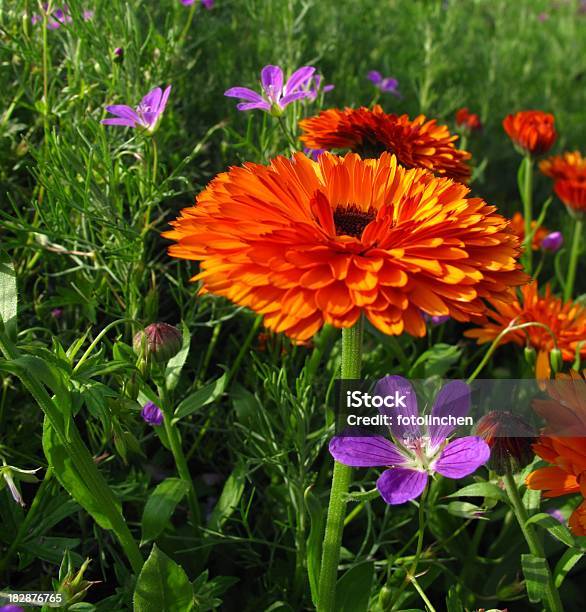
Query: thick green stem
564,218,583,302
503,466,563,612
521,155,534,274
317,321,363,612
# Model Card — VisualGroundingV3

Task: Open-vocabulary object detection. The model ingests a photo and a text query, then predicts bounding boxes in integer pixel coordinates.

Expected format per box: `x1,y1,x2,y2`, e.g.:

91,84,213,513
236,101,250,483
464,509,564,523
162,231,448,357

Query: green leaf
408,343,462,378
446,501,488,520
446,482,508,504
174,373,227,421
334,561,374,612
0,250,17,337
206,462,246,533
304,488,324,607
553,548,584,588
141,478,190,544
165,321,191,391
445,585,465,612
521,553,549,603
525,512,575,547
133,544,193,612
42,416,120,531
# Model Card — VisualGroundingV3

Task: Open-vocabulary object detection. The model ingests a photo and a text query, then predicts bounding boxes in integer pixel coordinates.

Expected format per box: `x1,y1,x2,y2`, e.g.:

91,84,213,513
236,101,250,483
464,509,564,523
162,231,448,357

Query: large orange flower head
502,110,556,156
526,371,586,535
539,151,586,181
298,106,471,183
465,282,586,378
164,152,526,341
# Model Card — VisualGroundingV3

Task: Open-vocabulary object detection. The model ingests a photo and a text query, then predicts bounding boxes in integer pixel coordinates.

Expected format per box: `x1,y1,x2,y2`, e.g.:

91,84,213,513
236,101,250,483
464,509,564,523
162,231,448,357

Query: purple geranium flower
141,401,163,426
101,85,171,133
224,64,316,115
181,0,214,6
540,231,563,253
329,376,490,504
367,70,401,97
0,605,25,612
303,147,326,161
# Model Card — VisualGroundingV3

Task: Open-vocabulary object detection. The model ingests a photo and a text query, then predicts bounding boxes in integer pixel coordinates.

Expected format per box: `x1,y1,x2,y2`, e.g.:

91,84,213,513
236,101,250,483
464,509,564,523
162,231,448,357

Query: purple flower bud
546,508,565,524
422,312,450,326
540,231,563,252
51,308,63,319
133,323,182,363
141,401,163,426
114,47,123,57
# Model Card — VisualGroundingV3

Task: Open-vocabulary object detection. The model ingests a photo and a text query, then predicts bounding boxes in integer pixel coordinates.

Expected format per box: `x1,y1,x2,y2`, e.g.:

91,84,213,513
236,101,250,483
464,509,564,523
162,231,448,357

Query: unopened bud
133,323,182,364
550,348,563,373
540,231,563,253
474,411,535,475
524,346,536,367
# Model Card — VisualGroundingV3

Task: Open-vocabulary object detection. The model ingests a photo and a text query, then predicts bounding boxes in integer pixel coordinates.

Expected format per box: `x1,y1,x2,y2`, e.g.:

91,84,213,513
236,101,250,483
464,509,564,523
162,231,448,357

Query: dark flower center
333,205,376,238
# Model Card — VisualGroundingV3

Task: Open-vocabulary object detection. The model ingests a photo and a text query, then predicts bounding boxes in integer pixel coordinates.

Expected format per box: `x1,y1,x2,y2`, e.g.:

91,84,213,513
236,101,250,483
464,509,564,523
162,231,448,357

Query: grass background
1,0,586,610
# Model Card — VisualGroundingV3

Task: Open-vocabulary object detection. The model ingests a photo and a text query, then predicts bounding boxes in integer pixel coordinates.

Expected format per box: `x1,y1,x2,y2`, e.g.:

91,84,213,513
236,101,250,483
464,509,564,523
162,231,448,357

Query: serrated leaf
141,478,190,544
133,545,193,612
334,561,374,612
525,513,575,547
174,373,227,421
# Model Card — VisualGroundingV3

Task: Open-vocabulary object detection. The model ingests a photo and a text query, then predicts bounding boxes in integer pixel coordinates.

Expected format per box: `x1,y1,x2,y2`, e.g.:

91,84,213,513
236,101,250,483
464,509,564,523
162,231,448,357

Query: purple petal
236,101,271,112
224,87,265,103
380,77,399,93
284,66,316,95
201,0,214,8
157,85,172,114
429,380,471,449
104,105,140,122
367,70,383,84
141,111,158,127
329,435,408,467
323,84,335,93
376,468,428,505
140,87,162,112
261,65,284,101
434,437,490,479
181,0,195,4
278,91,310,108
373,375,420,442
101,118,137,127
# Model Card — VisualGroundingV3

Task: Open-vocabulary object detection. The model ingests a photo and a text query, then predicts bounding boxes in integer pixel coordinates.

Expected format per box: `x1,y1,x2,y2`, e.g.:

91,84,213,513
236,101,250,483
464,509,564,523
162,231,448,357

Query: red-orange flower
502,110,556,156
299,106,471,183
455,107,482,131
554,178,586,216
526,371,586,535
509,212,549,250
465,282,586,379
165,152,526,341
539,151,586,181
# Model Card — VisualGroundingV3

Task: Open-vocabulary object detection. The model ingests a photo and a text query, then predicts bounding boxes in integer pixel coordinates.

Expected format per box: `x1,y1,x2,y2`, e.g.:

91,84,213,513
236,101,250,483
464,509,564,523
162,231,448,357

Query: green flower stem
159,388,201,529
503,465,563,612
318,320,363,612
564,217,583,302
0,329,143,574
521,154,534,274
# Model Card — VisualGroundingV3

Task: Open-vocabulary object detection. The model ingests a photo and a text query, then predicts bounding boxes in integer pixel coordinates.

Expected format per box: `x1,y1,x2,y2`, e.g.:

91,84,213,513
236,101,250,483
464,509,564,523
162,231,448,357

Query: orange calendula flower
299,106,471,183
465,282,586,379
554,178,586,217
509,212,549,250
526,371,586,535
539,151,586,181
502,110,556,156
165,152,526,341
455,107,482,131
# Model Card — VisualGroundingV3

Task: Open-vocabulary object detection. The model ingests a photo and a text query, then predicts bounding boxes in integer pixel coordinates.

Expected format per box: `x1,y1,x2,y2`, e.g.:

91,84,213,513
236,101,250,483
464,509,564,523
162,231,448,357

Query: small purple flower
101,85,171,133
51,308,63,319
423,312,450,326
0,605,26,612
537,12,550,22
181,0,214,7
224,64,316,115
303,74,334,102
329,377,490,504
303,147,326,161
546,508,566,524
82,9,94,21
47,6,73,29
367,70,401,97
141,401,163,426
540,231,563,253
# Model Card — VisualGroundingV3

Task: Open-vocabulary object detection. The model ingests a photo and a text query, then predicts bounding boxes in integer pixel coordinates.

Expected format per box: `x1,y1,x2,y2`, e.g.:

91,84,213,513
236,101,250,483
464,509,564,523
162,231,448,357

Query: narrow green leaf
304,488,324,607
525,513,575,547
133,545,193,612
446,501,488,520
521,553,548,603
206,462,246,533
554,548,584,588
0,250,17,336
174,373,227,421
165,321,191,391
334,561,374,612
447,482,508,503
42,417,119,531
445,585,465,612
141,478,190,544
